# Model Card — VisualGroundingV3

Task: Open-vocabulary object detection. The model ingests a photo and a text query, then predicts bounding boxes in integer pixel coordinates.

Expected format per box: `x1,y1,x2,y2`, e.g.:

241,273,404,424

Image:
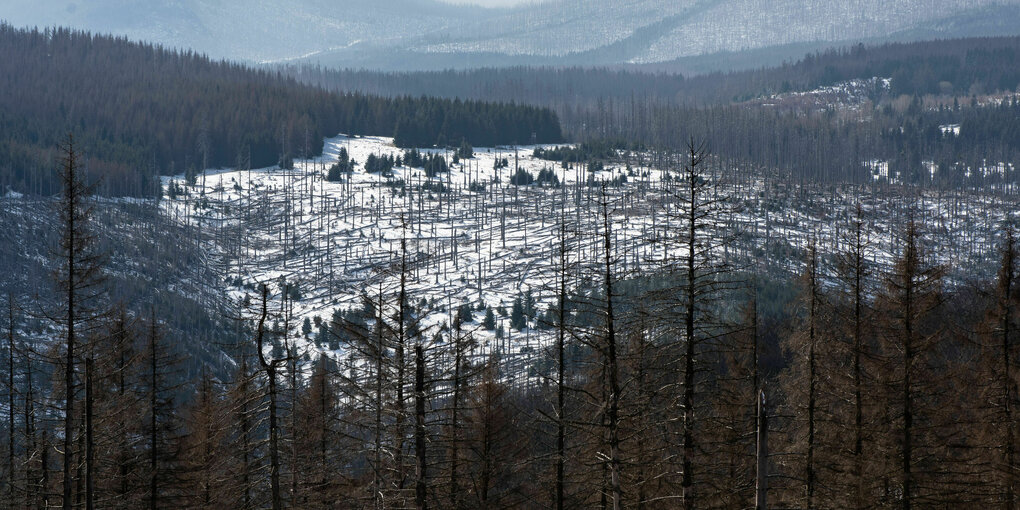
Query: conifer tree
52,134,106,510
876,215,946,509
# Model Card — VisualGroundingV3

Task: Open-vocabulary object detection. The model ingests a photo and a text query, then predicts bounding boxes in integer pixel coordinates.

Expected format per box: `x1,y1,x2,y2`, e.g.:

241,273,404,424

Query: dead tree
598,187,623,510
835,203,872,508
254,285,285,510
756,389,768,510
414,342,427,510
878,215,946,510
780,240,825,506
53,134,105,510
5,294,15,509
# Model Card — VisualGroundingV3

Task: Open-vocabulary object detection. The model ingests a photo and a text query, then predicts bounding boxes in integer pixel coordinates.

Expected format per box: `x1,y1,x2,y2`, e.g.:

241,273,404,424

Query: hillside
160,132,1013,360
289,36,1020,106
0,25,561,197
4,0,1020,69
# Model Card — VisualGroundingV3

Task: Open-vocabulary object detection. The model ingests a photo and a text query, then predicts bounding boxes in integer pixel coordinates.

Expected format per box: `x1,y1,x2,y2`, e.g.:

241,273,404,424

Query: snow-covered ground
160,133,1019,377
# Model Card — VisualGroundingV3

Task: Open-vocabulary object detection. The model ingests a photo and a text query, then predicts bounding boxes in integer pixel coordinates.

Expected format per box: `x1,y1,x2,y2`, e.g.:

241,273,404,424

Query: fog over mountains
5,0,1020,70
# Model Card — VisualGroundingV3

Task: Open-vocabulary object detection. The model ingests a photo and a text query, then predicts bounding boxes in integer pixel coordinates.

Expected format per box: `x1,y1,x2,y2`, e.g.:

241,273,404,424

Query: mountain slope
5,0,1019,69
0,25,561,197
1,0,485,63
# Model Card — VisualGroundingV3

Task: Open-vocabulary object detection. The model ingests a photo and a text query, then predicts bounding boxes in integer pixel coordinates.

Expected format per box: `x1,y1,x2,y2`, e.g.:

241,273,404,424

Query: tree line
2,137,1020,509
562,94,1020,189
288,36,1020,190
0,24,562,198
288,36,1020,108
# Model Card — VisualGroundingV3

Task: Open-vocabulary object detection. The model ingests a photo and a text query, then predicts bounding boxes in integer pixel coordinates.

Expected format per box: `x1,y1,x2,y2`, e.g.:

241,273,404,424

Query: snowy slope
160,133,1018,376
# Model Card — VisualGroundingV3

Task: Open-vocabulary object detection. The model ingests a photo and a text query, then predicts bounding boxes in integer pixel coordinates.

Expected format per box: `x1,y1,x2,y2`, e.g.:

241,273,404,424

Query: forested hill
288,36,1020,107
0,24,562,197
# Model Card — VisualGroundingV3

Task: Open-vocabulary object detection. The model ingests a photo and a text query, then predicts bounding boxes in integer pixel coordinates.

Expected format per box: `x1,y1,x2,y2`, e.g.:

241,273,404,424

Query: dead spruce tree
3,293,15,510
440,310,479,510
51,134,106,510
833,203,876,507
649,139,735,508
978,225,1020,507
92,309,143,509
141,312,185,510
253,284,285,510
597,186,624,510
293,355,344,509
182,369,230,510
226,338,261,510
778,240,842,507
876,215,947,509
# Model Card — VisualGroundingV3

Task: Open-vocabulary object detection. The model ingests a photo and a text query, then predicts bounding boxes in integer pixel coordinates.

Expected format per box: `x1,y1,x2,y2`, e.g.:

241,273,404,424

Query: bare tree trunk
42,430,50,510
24,344,37,510
414,344,427,510
239,356,253,510
556,218,568,510
395,234,409,496
681,141,705,510
600,191,623,510
285,285,299,507
806,243,818,508
1000,227,1017,510
6,294,14,510
61,135,79,510
849,205,867,510
148,321,158,510
755,390,768,510
373,287,385,510
255,286,283,510
449,325,463,510
85,357,94,510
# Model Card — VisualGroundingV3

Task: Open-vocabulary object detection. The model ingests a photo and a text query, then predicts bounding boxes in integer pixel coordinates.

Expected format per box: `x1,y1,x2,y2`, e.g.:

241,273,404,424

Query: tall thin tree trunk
24,346,36,510
149,321,158,510
806,244,818,508
240,356,252,510
414,343,427,510
62,136,78,510
374,287,384,510
681,142,700,510
755,390,768,510
556,218,567,510
395,234,409,495
7,294,15,509
449,326,462,510
85,357,94,510
285,286,299,507
600,193,622,510
851,207,866,510
1001,227,1016,510
42,430,50,510
255,286,282,510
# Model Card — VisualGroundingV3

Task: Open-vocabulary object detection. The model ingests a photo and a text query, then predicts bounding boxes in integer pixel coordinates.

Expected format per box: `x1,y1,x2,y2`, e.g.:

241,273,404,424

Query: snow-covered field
160,134,1019,372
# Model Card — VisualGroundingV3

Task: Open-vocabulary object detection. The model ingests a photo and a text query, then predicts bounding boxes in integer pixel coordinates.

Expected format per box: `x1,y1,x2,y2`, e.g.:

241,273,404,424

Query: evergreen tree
483,309,496,331
510,297,526,331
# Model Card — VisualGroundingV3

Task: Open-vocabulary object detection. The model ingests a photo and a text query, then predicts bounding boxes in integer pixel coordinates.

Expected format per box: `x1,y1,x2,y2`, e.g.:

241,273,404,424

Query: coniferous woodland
290,36,1020,107
293,36,1020,188
3,21,1020,510
0,25,562,197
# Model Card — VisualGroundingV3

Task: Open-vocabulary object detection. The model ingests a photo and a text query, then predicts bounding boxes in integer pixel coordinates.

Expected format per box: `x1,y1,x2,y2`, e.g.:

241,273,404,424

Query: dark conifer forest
293,36,1020,187
291,36,1020,107
0,25,562,197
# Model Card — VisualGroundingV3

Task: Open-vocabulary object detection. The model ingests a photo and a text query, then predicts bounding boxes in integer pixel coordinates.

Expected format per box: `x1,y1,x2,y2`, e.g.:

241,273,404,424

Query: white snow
159,133,1018,383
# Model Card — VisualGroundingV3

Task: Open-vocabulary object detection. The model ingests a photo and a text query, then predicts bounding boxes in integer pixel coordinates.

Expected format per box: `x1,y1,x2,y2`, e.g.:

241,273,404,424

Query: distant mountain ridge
4,0,1020,70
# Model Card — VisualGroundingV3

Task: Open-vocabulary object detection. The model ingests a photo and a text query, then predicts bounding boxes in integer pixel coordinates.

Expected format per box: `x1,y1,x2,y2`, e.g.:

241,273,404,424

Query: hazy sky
441,0,547,7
